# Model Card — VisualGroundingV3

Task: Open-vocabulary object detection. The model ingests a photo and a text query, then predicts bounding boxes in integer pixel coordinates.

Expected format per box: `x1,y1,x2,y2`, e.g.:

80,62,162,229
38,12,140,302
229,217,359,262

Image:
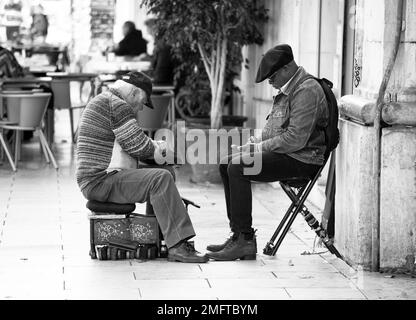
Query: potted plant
142,0,268,183
173,46,249,129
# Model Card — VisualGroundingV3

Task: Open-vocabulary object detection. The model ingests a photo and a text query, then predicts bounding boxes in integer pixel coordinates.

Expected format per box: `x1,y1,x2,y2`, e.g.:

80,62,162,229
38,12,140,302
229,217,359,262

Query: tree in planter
141,0,268,129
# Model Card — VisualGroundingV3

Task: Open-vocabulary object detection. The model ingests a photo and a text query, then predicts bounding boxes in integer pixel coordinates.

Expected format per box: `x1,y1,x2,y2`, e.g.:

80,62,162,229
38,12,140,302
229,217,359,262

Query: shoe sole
207,254,257,262
167,256,209,264
206,248,224,253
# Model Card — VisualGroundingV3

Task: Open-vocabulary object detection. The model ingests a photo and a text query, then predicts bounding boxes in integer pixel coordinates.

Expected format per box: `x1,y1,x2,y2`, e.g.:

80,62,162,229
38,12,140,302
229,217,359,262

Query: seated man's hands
235,143,262,154
153,140,168,157
149,140,183,166
231,136,263,154
248,136,261,144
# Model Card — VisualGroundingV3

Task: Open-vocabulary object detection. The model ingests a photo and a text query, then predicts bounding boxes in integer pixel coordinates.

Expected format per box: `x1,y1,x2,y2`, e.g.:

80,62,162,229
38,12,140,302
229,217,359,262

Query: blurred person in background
0,44,24,78
30,4,48,44
113,21,147,58
144,18,174,85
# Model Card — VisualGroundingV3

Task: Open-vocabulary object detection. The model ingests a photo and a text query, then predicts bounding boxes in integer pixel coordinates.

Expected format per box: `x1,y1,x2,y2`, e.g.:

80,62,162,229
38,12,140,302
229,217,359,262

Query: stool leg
264,185,308,256
272,203,304,256
263,201,297,255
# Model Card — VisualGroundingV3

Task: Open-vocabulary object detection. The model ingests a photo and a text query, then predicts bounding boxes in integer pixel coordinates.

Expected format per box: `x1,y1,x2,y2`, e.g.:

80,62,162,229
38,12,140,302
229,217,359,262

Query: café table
84,59,151,75
0,77,52,88
0,73,97,101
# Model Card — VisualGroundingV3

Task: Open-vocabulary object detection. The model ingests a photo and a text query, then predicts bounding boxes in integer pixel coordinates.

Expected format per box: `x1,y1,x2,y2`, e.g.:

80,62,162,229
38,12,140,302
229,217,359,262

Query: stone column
336,0,416,271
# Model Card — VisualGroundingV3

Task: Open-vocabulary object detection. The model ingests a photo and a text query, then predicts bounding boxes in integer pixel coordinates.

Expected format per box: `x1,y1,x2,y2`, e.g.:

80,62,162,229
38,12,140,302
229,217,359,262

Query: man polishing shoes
76,72,208,264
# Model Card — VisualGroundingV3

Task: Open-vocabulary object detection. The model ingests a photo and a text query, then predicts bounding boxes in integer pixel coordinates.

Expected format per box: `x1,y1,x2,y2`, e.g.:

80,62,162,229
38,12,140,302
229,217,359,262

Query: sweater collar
108,88,126,101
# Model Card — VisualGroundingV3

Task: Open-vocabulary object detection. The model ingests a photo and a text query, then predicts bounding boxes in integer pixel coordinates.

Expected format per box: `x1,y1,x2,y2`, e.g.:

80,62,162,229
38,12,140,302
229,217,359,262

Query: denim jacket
261,67,328,166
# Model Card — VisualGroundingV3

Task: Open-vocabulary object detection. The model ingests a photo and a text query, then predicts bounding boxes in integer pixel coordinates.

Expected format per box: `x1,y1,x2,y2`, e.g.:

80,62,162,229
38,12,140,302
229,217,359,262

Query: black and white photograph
0,0,415,310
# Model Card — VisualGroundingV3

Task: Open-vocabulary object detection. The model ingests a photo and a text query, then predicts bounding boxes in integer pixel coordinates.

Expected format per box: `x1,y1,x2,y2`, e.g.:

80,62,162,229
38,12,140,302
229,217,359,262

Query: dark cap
122,72,154,109
255,44,294,83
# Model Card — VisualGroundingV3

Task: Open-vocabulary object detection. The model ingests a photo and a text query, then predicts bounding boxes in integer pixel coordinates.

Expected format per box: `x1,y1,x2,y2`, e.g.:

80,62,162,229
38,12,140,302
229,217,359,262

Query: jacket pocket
267,104,288,128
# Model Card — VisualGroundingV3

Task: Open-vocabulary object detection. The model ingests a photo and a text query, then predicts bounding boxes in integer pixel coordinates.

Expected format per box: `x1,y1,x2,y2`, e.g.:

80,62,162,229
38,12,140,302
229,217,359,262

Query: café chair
0,131,16,172
0,92,58,170
51,79,86,143
0,97,17,172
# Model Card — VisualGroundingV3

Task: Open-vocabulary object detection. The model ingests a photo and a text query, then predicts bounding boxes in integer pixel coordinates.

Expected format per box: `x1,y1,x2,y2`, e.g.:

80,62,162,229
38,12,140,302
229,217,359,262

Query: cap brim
255,72,270,84
145,96,154,109
255,65,274,84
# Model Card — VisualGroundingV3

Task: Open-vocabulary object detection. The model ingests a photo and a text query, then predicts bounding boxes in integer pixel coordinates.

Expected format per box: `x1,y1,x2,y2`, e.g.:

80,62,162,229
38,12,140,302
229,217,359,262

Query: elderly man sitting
207,45,329,261
76,72,208,263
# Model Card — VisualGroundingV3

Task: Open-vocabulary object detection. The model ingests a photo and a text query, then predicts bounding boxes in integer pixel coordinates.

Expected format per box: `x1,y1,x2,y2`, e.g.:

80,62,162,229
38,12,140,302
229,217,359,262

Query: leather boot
206,233,234,253
168,241,209,263
207,232,257,261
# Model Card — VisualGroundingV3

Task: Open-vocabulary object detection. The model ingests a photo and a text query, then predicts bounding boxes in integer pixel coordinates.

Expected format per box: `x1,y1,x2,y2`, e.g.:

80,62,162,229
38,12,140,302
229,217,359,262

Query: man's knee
151,169,175,190
227,163,244,178
162,166,176,181
219,163,229,175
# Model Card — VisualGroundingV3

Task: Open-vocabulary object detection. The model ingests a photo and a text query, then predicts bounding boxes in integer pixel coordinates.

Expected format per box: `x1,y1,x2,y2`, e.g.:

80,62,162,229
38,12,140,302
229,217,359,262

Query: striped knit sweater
76,89,155,191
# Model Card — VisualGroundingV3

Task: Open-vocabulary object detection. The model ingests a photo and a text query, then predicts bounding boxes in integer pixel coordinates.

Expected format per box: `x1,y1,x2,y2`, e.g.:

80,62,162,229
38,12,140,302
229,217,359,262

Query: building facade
240,0,416,272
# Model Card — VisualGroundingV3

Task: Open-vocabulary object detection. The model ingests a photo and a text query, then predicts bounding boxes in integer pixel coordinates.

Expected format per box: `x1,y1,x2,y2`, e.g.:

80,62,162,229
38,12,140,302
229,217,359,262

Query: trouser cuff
165,227,196,249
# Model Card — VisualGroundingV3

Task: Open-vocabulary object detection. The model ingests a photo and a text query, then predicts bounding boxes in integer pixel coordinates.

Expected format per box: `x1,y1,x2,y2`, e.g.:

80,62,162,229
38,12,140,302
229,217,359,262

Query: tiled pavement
0,111,415,300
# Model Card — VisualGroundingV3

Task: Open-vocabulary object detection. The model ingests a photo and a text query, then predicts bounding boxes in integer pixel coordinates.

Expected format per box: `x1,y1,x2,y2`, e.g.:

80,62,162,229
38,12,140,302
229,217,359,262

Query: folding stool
263,153,343,259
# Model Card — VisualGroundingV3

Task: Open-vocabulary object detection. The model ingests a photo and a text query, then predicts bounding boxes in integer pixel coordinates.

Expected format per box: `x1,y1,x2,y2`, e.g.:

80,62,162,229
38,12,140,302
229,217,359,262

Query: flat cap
122,71,154,109
255,44,294,83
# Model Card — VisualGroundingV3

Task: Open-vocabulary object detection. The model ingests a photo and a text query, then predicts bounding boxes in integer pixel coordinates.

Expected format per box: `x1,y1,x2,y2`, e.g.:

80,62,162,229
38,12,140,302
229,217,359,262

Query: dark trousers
219,152,321,233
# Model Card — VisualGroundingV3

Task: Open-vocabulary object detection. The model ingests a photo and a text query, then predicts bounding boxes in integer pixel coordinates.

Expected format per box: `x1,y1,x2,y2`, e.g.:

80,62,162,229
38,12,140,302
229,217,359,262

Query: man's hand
153,140,168,157
248,136,261,144
233,143,262,154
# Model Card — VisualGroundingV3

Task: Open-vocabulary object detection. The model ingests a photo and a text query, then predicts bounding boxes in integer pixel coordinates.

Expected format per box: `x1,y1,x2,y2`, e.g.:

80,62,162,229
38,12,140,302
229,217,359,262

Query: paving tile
64,288,140,300
209,274,353,289
64,266,137,290
286,287,367,300
136,278,209,287
361,288,416,300
0,249,63,267
0,289,66,300
202,270,276,280
140,287,217,300
215,288,290,300
0,268,64,298
133,270,205,280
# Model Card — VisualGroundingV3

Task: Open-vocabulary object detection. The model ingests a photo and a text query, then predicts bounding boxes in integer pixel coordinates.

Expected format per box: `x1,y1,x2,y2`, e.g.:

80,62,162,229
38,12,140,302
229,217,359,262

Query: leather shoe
168,241,209,263
207,233,257,261
207,234,234,253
